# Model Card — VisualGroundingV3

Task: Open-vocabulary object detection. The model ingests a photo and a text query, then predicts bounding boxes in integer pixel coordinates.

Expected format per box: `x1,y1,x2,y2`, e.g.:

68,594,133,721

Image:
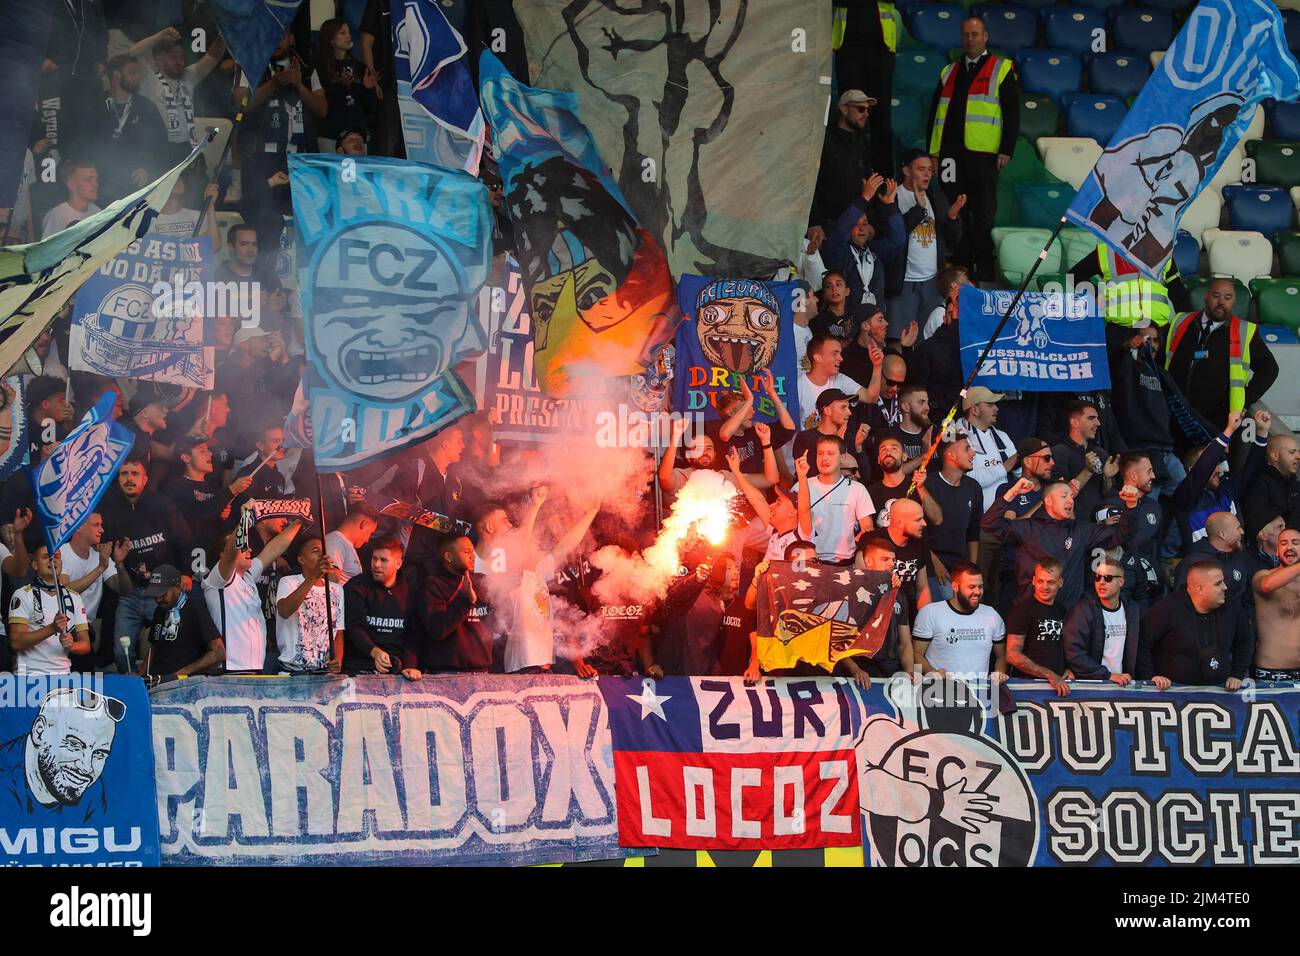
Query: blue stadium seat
1017,50,1083,106
1267,99,1300,140
1070,0,1121,8
1222,185,1296,236
973,4,1039,51
907,3,966,50
1109,8,1175,55
1042,7,1106,57
1063,94,1127,143
894,46,948,96
1173,230,1200,278
1285,10,1300,60
1087,53,1149,99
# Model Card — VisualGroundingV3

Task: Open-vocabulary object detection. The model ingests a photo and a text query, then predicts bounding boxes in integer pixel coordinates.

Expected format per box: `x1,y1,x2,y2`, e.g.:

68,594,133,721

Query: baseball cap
838,89,878,108
816,388,855,410
127,388,168,418
963,386,1005,409
175,435,209,460
144,565,182,597
1015,437,1051,459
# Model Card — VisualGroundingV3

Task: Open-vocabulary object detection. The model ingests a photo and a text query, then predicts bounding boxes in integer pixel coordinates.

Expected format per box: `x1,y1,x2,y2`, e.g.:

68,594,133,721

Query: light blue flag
28,392,135,554
207,0,307,84
1064,0,1300,280
288,153,491,471
391,0,485,173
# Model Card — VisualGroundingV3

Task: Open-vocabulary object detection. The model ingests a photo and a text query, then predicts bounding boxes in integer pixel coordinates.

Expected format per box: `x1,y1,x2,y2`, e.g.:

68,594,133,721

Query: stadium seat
1206,146,1246,196
1109,8,1174,55
1241,104,1267,144
996,227,1063,285
1246,141,1300,190
1018,50,1083,106
995,178,1020,227
1139,0,1192,9
1063,94,1127,142
1179,188,1224,243
1293,186,1300,220
1251,278,1300,332
1087,53,1149,99
1186,276,1253,316
1014,181,1075,229
1268,99,1300,140
1043,7,1107,57
974,4,1039,51
1033,271,1069,293
1002,136,1058,184
907,3,966,50
1222,185,1296,236
1258,325,1299,348
1284,10,1300,59
1019,93,1060,143
1057,228,1097,272
895,47,948,96
890,95,927,152
1071,0,1123,9
1038,136,1101,189
1205,230,1274,283
1174,230,1200,278
1276,231,1300,276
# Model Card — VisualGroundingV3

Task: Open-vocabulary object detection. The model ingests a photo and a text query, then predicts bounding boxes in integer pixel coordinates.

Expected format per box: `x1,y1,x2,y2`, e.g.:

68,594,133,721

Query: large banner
0,675,160,866
1064,0,1300,280
958,285,1111,393
69,234,216,389
289,153,491,472
514,0,831,277
672,276,803,427
150,675,648,866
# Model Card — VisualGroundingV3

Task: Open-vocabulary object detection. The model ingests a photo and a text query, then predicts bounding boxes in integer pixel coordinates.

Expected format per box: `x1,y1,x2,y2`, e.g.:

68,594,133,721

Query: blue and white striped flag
1064,0,1300,281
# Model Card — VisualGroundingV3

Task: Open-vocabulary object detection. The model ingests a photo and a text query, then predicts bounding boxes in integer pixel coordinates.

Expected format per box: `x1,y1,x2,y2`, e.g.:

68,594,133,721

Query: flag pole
315,473,337,669
905,216,1069,498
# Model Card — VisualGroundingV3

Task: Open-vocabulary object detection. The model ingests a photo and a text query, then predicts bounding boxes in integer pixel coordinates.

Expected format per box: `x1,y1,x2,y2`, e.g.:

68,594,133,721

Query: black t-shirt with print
860,530,929,617
148,594,220,676
1005,597,1068,677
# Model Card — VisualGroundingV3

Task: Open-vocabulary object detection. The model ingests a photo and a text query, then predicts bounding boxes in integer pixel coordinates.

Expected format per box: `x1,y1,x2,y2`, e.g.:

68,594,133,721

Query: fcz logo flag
599,677,864,850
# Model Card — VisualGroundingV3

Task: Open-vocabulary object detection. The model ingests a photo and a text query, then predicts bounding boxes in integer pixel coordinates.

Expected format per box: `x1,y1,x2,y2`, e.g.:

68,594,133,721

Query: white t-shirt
896,187,939,282
847,244,877,305
142,63,199,146
151,208,201,237
324,531,362,584
274,575,344,672
476,552,558,673
964,424,1018,510
764,525,804,561
913,600,1006,681
58,543,117,620
204,557,267,672
41,201,101,239
797,372,861,430
793,476,875,562
1101,605,1127,674
9,583,89,675
922,304,945,340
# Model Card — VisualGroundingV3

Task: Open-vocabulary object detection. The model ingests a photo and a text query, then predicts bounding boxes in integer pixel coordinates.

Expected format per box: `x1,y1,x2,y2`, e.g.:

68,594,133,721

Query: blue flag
288,153,491,471
671,276,803,428
391,0,484,173
1064,0,1300,280
0,0,53,208
207,0,307,83
957,285,1110,393
28,392,135,554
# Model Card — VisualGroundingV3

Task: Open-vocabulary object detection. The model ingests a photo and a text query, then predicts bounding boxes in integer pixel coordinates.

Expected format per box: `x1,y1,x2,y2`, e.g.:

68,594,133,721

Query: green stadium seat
995,178,1020,227
1014,181,1075,230
1057,228,1097,274
894,47,947,96
1033,271,1070,293
1246,141,1300,190
890,95,927,153
1276,231,1300,276
997,227,1063,287
1251,278,1300,332
1001,136,1057,185
1185,276,1253,319
1019,94,1059,144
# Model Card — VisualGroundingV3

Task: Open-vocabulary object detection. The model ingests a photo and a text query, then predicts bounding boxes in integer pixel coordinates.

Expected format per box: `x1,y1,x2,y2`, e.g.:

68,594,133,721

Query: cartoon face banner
0,376,28,485
1064,0,1300,280
0,675,160,865
958,285,1111,393
69,234,216,389
512,0,832,278
289,153,491,472
672,276,803,426
478,52,679,399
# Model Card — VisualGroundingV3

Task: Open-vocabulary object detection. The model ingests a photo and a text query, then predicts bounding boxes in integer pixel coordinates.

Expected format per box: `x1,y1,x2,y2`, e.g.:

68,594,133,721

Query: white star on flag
626,679,672,720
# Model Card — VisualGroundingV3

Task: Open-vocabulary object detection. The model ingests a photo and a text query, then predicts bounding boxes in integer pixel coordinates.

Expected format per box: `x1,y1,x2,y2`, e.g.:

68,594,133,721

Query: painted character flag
754,562,896,673
1064,0,1300,280
28,392,135,553
672,276,803,428
0,376,28,484
478,51,679,398
289,153,491,471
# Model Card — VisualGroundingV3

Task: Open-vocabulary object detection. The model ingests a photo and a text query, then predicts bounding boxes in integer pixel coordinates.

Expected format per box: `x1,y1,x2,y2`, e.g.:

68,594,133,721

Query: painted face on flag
308,221,471,402
693,279,780,375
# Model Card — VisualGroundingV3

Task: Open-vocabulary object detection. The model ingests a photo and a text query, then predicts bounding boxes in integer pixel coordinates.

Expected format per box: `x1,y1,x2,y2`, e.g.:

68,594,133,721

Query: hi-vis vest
1096,243,1174,327
929,55,1012,154
833,3,898,53
1165,311,1258,413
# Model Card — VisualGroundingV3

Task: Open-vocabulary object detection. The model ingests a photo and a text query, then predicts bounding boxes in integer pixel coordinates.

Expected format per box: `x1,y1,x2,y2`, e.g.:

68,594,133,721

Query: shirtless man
1252,528,1300,681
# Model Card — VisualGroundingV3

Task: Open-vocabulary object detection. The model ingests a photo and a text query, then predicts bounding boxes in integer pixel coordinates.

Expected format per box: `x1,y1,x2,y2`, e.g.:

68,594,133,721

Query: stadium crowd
0,3,1296,697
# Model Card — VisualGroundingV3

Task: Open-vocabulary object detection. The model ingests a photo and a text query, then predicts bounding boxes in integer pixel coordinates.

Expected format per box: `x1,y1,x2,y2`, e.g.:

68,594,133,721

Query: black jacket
907,320,963,422
1166,312,1279,428
1064,594,1141,680
342,573,411,674
1243,466,1300,543
405,565,491,672
99,488,195,586
1138,590,1253,683
884,185,960,298
823,195,906,308
809,123,874,236
1171,432,1265,548
1171,539,1256,619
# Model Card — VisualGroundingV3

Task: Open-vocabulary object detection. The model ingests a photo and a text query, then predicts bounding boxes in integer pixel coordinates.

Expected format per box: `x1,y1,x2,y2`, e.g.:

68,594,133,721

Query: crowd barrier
1,673,1297,867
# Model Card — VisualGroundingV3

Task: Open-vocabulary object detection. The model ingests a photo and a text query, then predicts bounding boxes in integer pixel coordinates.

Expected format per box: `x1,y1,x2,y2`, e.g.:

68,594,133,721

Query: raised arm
756,367,796,433
726,447,771,526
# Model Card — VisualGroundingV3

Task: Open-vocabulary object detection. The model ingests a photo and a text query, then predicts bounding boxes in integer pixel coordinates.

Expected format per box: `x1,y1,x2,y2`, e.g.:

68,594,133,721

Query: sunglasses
43,687,127,722
1094,573,1119,583
849,104,869,112
1030,452,1054,462
885,379,905,388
